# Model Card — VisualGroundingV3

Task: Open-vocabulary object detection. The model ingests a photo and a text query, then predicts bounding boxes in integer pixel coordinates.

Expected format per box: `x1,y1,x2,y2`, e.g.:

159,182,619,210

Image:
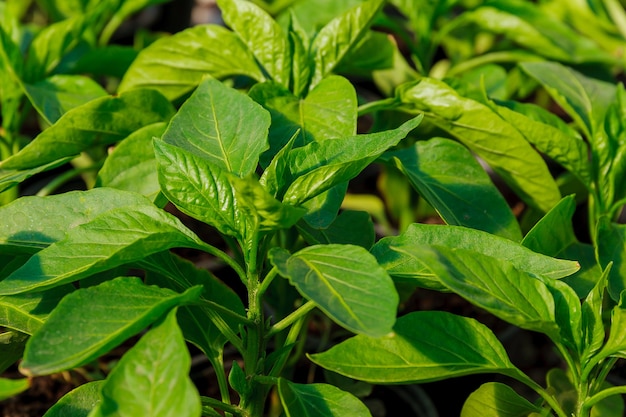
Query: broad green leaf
0,89,175,170
161,76,270,176
593,291,626,361
278,379,372,417
543,278,583,355
371,223,580,291
276,0,363,36
397,78,561,212
70,45,137,79
231,176,306,231
249,75,357,166
301,183,349,228
97,123,166,201
492,100,591,186
309,311,518,383
269,244,398,337
23,16,84,81
0,377,29,401
461,382,542,417
20,277,202,376
416,245,560,339
24,75,107,125
283,116,422,205
88,309,201,417
385,137,522,241
119,25,264,101
0,285,73,335
598,218,626,301
286,13,311,97
523,195,601,298
546,368,577,416
141,251,245,359
0,157,73,194
334,30,395,78
459,1,612,65
218,0,291,85
0,204,211,294
0,188,155,254
297,210,375,249
260,130,298,197
42,381,104,417
590,383,625,417
154,139,251,241
310,0,385,89
520,61,616,139
0,25,24,133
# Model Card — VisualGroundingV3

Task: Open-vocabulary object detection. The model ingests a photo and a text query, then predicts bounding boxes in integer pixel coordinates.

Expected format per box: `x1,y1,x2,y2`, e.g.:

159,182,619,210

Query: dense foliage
2,0,626,416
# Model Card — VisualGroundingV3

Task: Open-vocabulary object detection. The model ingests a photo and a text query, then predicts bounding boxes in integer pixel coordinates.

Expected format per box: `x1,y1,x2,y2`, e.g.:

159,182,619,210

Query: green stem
199,243,247,285
200,396,244,416
203,307,244,354
445,50,543,78
268,312,308,378
583,385,626,410
209,353,231,409
198,299,254,327
257,267,278,300
266,301,316,339
510,371,569,417
357,98,400,116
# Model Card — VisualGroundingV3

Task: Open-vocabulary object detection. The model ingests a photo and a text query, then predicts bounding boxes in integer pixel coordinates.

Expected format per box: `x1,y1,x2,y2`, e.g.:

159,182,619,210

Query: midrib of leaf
209,89,233,173
301,258,365,329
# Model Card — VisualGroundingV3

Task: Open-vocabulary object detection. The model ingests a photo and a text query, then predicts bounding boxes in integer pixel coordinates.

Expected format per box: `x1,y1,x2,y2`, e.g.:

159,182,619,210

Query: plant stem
199,243,247,284
200,396,244,416
268,312,308,378
266,300,316,338
257,267,278,301
583,384,626,410
510,371,569,417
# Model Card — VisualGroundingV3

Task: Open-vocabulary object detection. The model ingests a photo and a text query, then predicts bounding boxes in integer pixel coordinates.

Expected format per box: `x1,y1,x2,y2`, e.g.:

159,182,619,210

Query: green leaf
97,123,166,201
413,245,560,339
70,45,137,79
20,277,202,376
491,100,592,187
88,309,201,417
385,137,522,241
546,368,577,416
461,382,542,417
24,16,84,81
24,75,108,125
249,75,357,165
42,381,104,417
371,223,580,291
218,0,291,85
119,25,264,101
283,116,422,205
309,311,518,383
161,77,270,176
278,379,372,417
0,285,73,335
141,251,245,359
0,157,73,194
310,0,385,89
0,331,28,373
593,292,626,361
0,203,211,295
154,139,251,241
397,77,561,212
276,0,363,36
520,61,616,139
0,188,155,254
301,183,349,228
597,218,626,301
0,89,175,170
297,210,375,249
269,244,398,337
581,267,609,363
523,197,601,298
0,377,29,401
286,13,312,97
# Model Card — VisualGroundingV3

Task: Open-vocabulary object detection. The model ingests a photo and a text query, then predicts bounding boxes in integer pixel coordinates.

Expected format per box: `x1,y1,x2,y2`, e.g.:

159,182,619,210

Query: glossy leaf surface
21,277,202,376
372,223,579,290
0,204,210,294
119,25,263,100
386,138,522,241
397,77,561,212
89,309,201,417
270,244,397,337
310,311,518,383
278,379,371,417
161,77,270,176
0,89,174,170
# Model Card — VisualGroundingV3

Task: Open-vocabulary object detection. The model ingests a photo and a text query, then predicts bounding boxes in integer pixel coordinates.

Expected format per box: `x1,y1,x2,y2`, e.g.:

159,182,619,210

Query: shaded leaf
297,210,375,249
89,309,201,417
270,245,398,337
385,137,522,241
20,277,202,376
461,382,541,417
0,378,29,401
42,381,104,417
310,311,518,383
0,331,28,374
0,157,73,194
119,25,264,101
278,379,372,417
597,218,626,301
